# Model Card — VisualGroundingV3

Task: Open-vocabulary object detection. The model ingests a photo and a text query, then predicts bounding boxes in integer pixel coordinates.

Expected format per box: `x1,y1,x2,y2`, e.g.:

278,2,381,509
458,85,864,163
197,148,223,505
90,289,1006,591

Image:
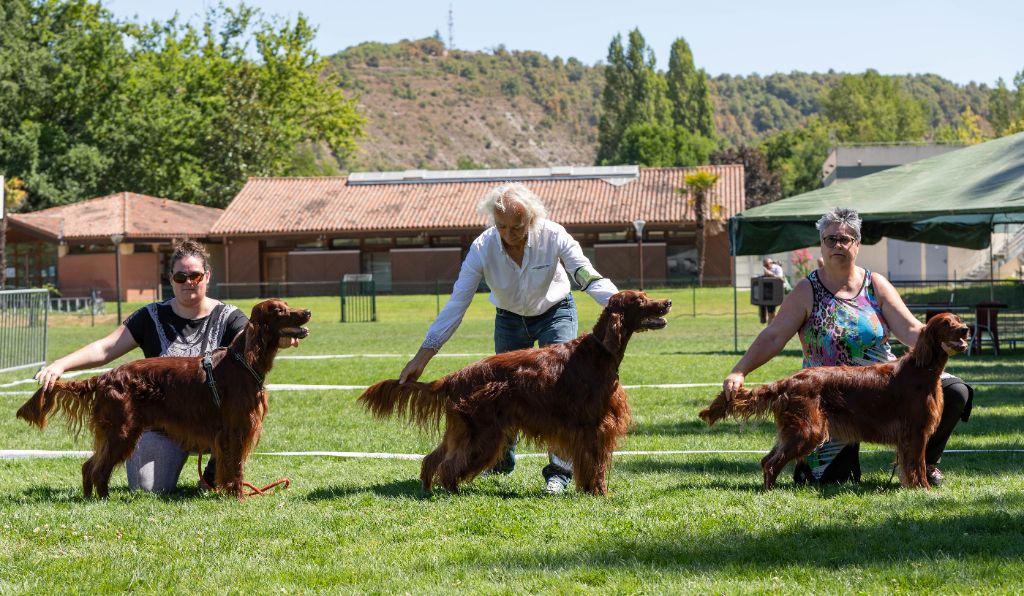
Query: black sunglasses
171,271,205,284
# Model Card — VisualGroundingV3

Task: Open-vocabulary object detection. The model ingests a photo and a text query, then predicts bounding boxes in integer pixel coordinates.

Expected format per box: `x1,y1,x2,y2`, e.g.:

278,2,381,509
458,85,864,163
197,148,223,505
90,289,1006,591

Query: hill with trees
330,37,1001,172
2,4,1019,213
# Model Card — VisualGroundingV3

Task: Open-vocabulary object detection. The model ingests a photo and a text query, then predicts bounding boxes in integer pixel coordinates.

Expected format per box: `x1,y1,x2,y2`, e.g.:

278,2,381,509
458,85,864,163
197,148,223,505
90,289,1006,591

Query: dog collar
202,351,265,410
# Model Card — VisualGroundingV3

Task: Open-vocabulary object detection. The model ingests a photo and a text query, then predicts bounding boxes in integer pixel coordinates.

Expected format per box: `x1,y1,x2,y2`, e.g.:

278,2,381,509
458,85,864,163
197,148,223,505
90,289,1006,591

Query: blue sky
102,0,1023,87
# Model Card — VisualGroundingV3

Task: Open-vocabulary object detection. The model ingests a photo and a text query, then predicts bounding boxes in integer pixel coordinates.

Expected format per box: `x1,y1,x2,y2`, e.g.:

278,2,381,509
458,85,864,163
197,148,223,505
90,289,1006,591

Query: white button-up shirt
422,219,619,351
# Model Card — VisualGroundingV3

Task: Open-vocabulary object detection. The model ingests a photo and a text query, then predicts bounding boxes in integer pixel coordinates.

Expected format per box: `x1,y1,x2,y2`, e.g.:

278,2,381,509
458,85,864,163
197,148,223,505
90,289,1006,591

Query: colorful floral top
799,269,895,368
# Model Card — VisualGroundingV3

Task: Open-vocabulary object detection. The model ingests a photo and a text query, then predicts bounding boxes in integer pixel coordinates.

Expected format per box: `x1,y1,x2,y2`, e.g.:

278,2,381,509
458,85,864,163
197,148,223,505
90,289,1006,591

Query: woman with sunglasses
35,239,297,493
721,207,972,486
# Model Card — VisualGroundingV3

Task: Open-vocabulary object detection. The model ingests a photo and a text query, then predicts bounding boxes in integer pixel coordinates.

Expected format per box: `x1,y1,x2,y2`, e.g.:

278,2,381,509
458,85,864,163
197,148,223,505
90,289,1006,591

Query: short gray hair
477,182,548,227
816,207,862,241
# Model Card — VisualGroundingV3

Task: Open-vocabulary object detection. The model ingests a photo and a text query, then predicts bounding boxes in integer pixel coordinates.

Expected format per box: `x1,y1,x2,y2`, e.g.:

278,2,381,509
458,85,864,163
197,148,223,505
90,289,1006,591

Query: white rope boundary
4,448,1024,461
5,379,1024,396
3,351,1024,393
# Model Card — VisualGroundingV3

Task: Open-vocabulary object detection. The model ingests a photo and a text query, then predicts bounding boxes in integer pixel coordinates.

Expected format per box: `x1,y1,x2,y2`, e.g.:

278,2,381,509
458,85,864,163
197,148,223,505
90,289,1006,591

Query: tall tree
665,37,715,139
0,1,365,210
710,145,781,208
596,29,670,165
820,70,927,143
988,78,1015,135
680,170,720,287
759,116,833,198
0,0,132,209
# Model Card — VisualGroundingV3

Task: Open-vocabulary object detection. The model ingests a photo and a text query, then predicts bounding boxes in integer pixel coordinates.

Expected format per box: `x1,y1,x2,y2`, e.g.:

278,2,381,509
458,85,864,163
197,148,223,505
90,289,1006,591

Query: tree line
3,4,1023,214
597,28,1024,206
0,0,363,211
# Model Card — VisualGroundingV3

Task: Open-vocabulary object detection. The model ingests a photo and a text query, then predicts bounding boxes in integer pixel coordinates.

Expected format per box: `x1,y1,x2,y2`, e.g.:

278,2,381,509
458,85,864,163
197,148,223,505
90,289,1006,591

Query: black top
124,301,248,358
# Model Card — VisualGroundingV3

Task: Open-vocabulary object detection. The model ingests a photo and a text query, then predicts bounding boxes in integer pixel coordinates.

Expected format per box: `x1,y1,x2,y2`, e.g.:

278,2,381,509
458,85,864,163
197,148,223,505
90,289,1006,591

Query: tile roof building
212,165,745,296
5,193,224,301
4,165,746,301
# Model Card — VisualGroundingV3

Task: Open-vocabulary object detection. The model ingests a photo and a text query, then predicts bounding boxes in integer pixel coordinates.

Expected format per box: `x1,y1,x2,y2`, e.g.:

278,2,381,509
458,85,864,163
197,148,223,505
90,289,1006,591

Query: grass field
2,288,1024,592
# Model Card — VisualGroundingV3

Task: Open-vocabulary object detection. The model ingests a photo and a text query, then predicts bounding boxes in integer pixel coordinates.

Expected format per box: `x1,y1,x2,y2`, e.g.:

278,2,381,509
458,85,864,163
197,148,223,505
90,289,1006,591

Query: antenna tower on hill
447,3,454,49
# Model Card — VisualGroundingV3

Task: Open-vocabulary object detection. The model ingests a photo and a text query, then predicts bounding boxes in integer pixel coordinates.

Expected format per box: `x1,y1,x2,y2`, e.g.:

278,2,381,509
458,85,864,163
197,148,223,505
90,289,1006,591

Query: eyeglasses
171,271,205,284
821,235,858,248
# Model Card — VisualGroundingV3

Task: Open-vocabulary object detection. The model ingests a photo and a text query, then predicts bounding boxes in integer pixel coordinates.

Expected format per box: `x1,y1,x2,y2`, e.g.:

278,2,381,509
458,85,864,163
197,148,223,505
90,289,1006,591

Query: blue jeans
492,295,578,481
126,430,216,492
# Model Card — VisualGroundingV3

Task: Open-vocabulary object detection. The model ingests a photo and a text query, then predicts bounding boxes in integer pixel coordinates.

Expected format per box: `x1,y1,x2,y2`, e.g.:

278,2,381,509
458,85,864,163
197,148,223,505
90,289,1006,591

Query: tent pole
990,227,995,301
733,255,738,353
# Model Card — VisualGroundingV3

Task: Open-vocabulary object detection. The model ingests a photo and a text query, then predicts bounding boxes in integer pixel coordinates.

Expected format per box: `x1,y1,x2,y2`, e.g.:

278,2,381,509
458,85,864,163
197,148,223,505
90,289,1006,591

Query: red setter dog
16,299,311,499
359,290,672,495
699,313,970,489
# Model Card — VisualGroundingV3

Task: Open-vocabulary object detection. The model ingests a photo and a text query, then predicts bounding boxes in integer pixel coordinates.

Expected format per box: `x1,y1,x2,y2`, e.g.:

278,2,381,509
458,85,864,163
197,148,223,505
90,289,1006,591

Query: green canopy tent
726,131,1024,350
731,131,1024,255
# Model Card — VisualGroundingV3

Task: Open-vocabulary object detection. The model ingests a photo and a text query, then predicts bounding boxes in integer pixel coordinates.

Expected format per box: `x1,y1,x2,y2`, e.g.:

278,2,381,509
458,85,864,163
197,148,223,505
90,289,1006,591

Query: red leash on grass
197,450,290,496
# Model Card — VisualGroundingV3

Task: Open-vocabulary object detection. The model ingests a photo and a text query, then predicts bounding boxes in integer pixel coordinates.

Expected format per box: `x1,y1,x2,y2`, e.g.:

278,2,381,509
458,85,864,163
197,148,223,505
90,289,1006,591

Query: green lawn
2,289,1023,592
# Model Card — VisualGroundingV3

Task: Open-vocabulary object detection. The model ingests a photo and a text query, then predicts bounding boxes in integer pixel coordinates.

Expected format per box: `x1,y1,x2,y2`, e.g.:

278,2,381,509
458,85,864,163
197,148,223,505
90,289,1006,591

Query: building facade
210,165,746,296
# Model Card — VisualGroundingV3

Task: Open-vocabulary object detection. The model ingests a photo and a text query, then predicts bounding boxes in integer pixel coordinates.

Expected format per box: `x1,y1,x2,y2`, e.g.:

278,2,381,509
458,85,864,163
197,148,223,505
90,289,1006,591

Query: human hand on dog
723,371,745,398
399,347,436,384
279,337,300,349
35,363,66,392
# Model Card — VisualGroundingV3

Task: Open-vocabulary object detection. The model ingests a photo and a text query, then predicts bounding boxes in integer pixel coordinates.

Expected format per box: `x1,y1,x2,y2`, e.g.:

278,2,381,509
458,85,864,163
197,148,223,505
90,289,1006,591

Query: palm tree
679,170,721,287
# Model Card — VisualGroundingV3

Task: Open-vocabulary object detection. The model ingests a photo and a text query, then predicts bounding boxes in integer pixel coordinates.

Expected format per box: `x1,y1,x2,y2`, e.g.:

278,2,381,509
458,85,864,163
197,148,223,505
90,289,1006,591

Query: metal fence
0,288,48,374
892,279,1024,309
340,274,377,323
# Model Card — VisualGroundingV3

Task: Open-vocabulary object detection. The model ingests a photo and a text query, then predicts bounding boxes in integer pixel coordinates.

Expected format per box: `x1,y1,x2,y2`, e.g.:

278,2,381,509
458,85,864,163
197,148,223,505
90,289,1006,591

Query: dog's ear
913,319,937,367
600,312,625,354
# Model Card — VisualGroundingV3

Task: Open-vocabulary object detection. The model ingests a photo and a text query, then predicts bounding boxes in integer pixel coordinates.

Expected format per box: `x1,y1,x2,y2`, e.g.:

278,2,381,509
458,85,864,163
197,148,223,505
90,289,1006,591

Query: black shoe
488,447,516,475
793,461,815,485
926,465,944,487
201,457,217,489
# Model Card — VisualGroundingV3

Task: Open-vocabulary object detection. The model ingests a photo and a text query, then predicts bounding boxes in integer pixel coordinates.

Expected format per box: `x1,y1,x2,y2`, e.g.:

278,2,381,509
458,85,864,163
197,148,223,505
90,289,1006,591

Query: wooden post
1,175,6,290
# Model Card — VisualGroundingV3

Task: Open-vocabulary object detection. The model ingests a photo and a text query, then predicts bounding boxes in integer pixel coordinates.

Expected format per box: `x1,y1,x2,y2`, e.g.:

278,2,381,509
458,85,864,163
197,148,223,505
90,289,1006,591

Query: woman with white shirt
398,182,619,494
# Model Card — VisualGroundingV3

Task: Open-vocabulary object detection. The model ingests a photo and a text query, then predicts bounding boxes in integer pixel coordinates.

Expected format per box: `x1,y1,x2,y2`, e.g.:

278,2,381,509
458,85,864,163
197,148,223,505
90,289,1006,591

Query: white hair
816,207,862,241
477,182,548,227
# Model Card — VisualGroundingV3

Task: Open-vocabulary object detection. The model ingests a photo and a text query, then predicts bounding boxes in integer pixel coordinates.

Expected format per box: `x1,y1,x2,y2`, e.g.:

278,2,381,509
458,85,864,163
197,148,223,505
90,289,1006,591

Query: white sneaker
544,475,570,495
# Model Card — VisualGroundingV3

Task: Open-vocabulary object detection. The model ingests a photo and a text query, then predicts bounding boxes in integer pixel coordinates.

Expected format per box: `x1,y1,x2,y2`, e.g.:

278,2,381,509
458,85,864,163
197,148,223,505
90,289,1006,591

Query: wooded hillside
331,38,995,171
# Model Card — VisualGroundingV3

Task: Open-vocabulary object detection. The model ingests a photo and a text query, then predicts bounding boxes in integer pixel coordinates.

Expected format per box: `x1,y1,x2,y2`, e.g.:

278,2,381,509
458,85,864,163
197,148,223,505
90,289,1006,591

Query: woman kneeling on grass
34,240,299,493
721,207,972,486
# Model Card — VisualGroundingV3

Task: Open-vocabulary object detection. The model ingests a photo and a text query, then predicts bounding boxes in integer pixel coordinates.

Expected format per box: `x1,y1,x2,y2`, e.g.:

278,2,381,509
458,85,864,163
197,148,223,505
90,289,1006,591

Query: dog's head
914,312,969,366
595,290,672,354
250,299,312,340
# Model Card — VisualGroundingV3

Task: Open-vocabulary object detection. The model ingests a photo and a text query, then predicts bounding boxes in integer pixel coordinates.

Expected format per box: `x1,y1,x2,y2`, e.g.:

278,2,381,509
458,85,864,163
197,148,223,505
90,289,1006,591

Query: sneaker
544,474,570,495
926,465,944,487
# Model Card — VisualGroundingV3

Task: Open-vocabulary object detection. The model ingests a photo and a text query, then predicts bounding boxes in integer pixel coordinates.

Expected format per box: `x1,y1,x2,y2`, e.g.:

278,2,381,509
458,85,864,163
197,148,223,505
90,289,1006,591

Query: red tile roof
8,193,224,241
211,165,745,236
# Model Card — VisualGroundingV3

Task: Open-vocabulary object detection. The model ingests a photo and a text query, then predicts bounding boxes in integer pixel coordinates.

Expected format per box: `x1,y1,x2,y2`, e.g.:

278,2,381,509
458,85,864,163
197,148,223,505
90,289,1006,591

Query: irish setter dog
359,290,672,495
700,312,970,490
16,299,311,499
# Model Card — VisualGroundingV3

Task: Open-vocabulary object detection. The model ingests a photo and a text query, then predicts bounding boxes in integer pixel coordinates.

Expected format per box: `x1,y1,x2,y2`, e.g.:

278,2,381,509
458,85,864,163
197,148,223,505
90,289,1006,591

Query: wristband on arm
573,265,605,291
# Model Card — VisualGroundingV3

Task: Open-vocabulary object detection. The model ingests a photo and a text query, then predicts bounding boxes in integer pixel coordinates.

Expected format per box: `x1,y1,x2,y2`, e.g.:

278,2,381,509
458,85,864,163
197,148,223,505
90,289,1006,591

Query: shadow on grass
306,479,423,500
614,455,894,495
462,493,1024,571
4,483,235,504
306,477,556,501
628,418,767,438
617,450,1024,492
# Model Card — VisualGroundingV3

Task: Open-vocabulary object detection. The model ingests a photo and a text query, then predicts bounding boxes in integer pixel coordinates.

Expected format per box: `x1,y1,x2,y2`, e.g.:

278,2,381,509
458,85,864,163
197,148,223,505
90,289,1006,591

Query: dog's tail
16,378,98,437
357,379,447,430
699,383,780,426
